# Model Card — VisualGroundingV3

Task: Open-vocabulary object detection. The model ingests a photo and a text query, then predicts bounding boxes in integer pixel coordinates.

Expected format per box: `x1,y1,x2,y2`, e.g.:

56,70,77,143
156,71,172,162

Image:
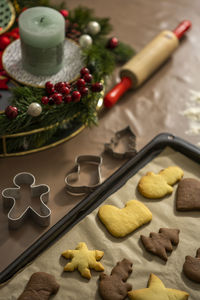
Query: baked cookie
128,273,189,300
17,272,59,300
138,166,184,199
62,242,104,279
176,178,200,211
183,248,200,283
98,199,152,238
99,258,132,300
141,228,180,261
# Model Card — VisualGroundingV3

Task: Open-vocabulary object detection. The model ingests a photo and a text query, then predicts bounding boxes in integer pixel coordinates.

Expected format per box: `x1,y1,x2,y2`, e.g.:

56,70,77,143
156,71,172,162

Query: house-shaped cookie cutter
2,172,51,229
104,126,137,159
65,155,102,195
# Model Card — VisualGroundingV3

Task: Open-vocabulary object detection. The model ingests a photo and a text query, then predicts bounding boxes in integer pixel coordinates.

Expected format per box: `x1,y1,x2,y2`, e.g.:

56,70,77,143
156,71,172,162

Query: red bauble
79,87,89,96
63,94,72,103
60,9,69,18
107,37,118,49
0,36,11,50
80,67,90,77
52,93,63,105
83,73,92,83
41,96,49,105
5,106,18,119
72,91,81,102
77,78,86,90
91,82,103,92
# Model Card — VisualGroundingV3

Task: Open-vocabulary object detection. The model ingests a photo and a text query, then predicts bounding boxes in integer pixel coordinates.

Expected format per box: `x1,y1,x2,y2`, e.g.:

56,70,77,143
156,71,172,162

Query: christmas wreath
0,0,135,156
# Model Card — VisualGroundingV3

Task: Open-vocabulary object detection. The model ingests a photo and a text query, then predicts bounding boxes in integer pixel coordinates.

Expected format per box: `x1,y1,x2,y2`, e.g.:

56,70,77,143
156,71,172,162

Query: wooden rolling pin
104,20,191,108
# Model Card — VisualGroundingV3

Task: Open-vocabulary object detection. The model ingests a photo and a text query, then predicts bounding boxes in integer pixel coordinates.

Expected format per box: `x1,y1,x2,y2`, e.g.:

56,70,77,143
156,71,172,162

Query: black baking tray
1,132,200,284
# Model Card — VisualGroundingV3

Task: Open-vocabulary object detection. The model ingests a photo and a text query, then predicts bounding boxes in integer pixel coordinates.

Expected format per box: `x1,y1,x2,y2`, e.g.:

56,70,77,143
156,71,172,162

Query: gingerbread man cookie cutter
65,155,102,195
2,172,51,229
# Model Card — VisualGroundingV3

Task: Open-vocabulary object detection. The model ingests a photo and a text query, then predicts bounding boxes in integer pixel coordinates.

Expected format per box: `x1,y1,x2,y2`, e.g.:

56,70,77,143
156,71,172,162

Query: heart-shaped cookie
176,178,200,211
98,200,152,237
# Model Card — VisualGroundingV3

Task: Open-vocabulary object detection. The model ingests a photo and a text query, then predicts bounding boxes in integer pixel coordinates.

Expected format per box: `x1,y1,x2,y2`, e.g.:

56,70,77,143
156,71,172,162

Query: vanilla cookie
128,273,189,300
62,242,104,279
98,199,152,237
138,166,184,199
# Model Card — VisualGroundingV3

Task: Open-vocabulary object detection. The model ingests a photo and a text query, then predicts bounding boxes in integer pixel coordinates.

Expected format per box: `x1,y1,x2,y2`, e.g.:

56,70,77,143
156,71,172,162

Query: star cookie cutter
65,155,102,195
2,172,51,229
104,126,137,159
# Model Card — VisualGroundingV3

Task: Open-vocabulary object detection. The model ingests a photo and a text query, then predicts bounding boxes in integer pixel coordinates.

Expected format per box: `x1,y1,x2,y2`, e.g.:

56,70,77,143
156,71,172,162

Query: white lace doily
2,39,84,88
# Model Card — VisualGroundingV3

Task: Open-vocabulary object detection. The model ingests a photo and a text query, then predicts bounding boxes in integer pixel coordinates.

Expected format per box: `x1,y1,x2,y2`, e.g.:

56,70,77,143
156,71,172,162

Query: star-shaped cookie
128,273,189,300
62,242,104,279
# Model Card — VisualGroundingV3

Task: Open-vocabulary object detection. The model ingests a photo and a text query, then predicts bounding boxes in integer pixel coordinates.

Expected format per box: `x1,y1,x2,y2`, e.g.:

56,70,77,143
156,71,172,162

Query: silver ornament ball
87,21,101,35
79,34,93,48
27,102,42,117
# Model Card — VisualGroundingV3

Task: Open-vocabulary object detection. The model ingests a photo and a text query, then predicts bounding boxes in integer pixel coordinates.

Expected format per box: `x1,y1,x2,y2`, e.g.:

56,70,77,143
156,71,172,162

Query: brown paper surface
1,147,200,299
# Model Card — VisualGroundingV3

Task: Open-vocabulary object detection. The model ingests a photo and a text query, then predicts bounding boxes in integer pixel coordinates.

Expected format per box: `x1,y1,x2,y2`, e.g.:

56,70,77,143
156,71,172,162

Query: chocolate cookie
99,258,132,300
141,228,180,261
183,248,200,283
17,272,59,300
176,178,200,211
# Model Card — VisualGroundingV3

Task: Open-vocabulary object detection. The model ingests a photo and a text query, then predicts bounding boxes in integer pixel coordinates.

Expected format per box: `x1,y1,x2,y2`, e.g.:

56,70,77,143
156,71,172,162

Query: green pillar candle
18,7,65,76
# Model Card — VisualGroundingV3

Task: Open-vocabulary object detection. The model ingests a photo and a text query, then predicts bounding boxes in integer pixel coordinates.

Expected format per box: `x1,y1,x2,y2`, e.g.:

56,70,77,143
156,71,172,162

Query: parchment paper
0,147,200,299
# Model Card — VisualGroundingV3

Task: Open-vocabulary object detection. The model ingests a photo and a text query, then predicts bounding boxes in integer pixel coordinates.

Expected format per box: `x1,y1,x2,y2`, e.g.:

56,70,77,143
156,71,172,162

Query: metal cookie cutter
2,172,51,229
65,155,102,195
104,126,137,159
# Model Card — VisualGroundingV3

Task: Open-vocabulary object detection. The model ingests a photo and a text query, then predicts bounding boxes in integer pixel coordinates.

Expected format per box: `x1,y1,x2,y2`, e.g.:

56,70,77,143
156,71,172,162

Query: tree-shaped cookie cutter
65,155,102,195
104,126,137,159
2,172,51,229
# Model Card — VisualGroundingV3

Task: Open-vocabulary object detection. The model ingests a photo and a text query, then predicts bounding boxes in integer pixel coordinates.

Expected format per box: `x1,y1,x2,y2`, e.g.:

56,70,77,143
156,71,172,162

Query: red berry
107,37,118,49
54,82,66,93
45,81,55,94
41,96,49,105
5,106,18,119
91,82,103,92
84,73,92,83
48,97,55,105
52,93,63,105
60,86,70,95
80,67,90,76
72,91,81,102
45,81,53,89
60,9,69,18
79,87,89,96
77,78,86,90
64,82,71,89
0,36,11,50
63,95,72,103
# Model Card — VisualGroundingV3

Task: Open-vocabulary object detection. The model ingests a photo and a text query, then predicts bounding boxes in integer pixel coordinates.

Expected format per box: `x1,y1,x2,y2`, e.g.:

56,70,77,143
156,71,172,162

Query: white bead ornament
87,21,101,35
27,102,42,117
79,34,93,48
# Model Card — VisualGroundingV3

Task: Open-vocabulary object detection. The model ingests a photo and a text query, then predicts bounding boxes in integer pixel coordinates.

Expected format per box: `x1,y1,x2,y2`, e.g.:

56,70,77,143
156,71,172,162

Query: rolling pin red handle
173,20,192,39
104,77,132,108
104,20,192,108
